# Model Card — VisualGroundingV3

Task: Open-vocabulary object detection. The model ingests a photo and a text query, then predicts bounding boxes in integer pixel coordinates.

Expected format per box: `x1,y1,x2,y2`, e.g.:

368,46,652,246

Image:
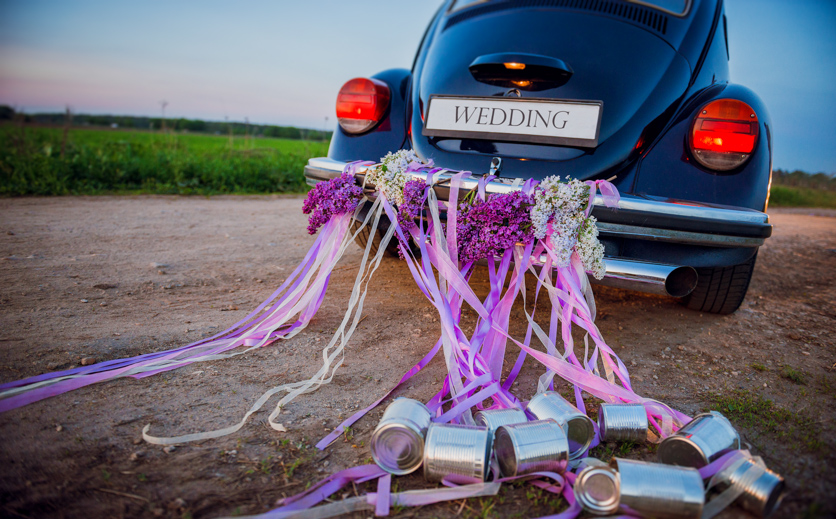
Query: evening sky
0,0,833,172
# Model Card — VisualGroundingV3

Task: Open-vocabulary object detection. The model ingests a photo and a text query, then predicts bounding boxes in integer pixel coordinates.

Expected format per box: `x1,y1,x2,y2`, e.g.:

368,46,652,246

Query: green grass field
769,185,836,209
0,125,327,195
2,124,834,209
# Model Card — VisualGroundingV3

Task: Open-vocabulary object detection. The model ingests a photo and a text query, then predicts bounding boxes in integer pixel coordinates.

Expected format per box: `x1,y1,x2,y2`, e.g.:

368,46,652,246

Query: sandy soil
0,196,834,519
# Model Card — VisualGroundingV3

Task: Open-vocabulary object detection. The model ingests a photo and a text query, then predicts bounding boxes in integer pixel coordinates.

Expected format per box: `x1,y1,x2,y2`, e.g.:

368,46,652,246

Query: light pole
159,100,168,132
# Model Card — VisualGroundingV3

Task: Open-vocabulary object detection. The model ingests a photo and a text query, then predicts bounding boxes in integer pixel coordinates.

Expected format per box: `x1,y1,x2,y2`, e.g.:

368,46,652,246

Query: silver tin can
598,403,648,442
658,411,741,468
527,391,595,459
574,465,621,516
611,458,704,519
718,458,785,518
370,398,432,475
493,419,569,477
423,423,491,482
474,407,528,446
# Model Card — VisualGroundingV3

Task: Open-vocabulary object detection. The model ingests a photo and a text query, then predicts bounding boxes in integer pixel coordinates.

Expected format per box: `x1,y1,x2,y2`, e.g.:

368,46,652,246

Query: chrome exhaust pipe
593,259,698,298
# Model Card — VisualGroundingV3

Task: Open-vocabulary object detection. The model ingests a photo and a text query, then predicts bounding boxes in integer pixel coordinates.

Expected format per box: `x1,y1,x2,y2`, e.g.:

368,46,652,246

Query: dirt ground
0,196,834,519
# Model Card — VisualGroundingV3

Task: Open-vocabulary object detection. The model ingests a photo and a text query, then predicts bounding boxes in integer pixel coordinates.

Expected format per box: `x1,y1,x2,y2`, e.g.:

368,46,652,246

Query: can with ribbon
493,419,569,477
474,407,528,446
527,391,595,459
598,403,648,442
423,423,491,482
370,397,432,475
712,456,785,518
574,465,621,516
658,411,740,468
611,458,704,519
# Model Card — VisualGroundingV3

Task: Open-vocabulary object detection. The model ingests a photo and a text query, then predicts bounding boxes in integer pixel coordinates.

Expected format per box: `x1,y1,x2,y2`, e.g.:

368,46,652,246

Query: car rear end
305,0,773,313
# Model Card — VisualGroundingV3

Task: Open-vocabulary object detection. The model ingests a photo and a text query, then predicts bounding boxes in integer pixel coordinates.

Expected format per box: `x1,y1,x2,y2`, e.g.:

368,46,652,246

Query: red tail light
336,78,390,134
690,99,758,171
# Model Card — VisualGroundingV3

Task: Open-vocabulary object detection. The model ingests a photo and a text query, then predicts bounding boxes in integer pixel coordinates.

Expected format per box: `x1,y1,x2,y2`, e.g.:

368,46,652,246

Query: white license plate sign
423,95,603,148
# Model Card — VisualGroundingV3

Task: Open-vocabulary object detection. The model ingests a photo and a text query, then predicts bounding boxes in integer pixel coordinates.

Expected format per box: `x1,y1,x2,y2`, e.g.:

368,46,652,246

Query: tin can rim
494,424,522,477
728,458,786,517
371,420,425,475
657,434,710,467
567,414,596,460
575,466,621,515
597,407,609,440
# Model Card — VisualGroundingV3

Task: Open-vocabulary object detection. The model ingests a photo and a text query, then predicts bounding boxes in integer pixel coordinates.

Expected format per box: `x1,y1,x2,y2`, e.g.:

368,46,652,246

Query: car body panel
327,68,412,163
635,83,772,211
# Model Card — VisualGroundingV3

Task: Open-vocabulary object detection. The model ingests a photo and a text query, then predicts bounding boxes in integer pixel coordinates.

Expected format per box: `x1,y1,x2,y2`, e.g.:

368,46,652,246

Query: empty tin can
527,391,595,459
658,411,740,468
716,457,785,518
494,419,569,477
598,403,648,442
371,398,432,475
474,407,528,446
611,458,704,519
423,423,491,482
574,465,621,516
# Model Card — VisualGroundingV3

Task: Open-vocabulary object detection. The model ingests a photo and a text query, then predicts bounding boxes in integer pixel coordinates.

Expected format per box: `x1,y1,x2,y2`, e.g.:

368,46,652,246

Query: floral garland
396,179,426,232
531,175,606,278
362,155,607,279
301,169,364,235
456,190,534,265
364,149,419,206
576,214,606,280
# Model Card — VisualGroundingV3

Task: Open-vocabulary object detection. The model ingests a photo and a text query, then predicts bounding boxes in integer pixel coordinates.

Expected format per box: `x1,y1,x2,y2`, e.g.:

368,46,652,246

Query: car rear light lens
336,78,390,134
690,99,758,171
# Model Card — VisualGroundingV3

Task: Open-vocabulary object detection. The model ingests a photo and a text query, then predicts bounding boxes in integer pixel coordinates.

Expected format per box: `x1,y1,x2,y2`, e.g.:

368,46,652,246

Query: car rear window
449,0,690,17
627,0,689,16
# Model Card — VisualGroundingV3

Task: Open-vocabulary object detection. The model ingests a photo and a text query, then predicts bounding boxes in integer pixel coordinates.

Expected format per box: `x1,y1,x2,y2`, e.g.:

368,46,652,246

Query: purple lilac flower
392,179,426,259
456,190,534,265
302,171,364,235
397,179,426,231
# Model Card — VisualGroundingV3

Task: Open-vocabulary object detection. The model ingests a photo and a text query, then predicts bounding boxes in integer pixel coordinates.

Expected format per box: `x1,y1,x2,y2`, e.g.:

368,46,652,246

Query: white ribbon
702,451,768,519
144,197,392,444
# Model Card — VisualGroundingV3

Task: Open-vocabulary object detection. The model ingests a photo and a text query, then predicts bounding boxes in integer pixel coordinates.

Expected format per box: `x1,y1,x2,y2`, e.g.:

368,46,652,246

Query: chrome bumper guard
305,157,771,298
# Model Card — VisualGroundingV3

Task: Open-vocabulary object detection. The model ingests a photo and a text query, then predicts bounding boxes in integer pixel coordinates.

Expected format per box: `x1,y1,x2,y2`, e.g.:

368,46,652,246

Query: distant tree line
772,168,836,191
0,105,332,141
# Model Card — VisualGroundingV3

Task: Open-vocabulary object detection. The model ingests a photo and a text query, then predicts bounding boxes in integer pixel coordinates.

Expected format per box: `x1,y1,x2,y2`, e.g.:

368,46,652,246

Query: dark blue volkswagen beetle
304,0,773,314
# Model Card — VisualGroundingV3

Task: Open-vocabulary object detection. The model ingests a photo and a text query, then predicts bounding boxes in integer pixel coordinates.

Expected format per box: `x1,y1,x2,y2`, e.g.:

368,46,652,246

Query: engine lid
411,6,691,182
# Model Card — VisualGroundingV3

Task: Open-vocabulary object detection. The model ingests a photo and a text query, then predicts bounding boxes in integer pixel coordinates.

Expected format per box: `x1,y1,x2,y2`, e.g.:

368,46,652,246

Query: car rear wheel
349,217,422,258
682,251,758,314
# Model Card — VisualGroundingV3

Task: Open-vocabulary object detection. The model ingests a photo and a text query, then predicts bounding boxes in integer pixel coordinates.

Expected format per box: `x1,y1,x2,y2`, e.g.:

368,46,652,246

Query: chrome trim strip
597,222,765,247
304,157,770,247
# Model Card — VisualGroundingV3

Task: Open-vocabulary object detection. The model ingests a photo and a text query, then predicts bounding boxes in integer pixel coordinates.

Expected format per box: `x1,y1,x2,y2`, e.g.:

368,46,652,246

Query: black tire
349,218,402,258
683,251,758,314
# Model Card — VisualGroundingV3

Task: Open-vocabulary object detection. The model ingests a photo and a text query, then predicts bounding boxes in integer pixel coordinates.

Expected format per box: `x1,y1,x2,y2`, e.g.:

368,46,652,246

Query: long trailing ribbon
144,195,395,443
0,215,346,407
700,450,770,519
231,462,581,519
318,170,687,453
2,155,704,516
290,167,691,518
0,214,356,411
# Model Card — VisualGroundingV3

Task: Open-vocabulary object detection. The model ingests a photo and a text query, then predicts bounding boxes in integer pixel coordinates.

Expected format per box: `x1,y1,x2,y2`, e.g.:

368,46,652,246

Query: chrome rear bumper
304,156,771,298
